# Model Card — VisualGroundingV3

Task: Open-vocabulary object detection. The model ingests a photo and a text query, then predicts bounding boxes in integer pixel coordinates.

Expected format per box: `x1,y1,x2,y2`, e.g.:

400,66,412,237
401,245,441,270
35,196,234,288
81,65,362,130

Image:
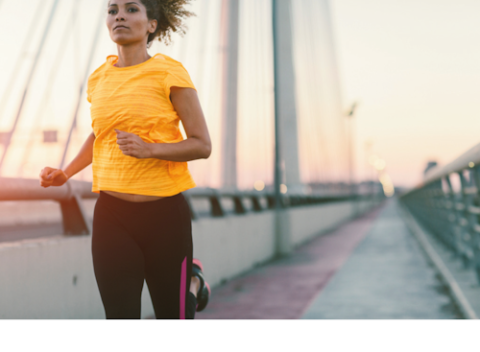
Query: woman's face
106,0,157,46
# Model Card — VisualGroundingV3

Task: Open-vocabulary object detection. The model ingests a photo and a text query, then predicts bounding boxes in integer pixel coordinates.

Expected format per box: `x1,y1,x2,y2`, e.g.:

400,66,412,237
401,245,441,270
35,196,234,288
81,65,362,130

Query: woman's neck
115,42,151,68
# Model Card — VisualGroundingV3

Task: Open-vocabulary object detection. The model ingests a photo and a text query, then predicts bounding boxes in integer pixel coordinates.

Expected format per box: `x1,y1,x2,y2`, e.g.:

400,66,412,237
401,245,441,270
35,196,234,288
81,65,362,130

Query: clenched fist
39,167,69,188
115,129,152,159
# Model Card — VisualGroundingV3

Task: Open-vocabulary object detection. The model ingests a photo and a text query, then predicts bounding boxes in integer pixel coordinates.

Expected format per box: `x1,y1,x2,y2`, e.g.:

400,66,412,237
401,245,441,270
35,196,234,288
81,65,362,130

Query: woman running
39,0,211,319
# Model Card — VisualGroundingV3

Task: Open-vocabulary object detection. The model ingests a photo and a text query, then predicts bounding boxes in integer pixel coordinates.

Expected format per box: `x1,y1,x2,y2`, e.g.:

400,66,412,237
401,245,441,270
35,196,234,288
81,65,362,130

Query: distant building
424,161,438,177
43,130,58,144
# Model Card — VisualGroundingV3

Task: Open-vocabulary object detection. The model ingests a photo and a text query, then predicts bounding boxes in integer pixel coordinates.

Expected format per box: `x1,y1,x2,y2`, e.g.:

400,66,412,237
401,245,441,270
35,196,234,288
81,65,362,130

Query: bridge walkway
196,199,463,319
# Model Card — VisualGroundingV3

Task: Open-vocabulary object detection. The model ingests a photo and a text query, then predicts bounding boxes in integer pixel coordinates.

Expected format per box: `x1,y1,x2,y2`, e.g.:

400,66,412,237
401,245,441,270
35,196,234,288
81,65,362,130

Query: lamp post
365,139,374,199
346,101,358,197
346,101,358,216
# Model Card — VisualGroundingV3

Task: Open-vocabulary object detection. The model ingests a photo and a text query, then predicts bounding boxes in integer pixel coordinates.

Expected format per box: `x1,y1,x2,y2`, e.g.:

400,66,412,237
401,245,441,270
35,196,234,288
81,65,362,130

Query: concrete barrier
0,198,381,319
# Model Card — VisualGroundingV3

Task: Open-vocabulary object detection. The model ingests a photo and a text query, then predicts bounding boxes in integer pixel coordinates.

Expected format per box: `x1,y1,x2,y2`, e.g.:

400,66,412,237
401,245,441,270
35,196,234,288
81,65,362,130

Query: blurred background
1,0,479,190
1,0,349,190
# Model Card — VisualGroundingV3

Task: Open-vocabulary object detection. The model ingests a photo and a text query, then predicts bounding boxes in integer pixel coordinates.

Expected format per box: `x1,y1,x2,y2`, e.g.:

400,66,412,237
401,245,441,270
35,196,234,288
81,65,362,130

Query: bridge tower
272,0,305,256
272,0,306,196
220,0,306,196
219,0,240,191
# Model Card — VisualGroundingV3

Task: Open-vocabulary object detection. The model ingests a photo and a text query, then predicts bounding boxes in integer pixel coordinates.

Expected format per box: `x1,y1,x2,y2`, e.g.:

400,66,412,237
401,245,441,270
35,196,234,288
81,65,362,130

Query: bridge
0,0,479,322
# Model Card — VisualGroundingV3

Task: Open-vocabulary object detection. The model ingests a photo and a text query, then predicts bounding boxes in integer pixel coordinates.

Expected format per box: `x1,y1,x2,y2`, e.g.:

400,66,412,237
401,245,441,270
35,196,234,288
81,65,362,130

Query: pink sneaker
192,258,211,312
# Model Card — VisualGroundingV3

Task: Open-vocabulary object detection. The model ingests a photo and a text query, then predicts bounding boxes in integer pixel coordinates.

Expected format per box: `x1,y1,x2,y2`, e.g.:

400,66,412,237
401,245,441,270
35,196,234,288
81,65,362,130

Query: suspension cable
59,0,107,169
0,0,45,125
0,0,60,172
18,1,81,176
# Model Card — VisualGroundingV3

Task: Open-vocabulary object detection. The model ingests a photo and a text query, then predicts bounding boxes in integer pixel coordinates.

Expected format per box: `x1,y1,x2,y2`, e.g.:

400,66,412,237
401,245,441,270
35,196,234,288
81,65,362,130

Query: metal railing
400,142,480,284
0,177,380,236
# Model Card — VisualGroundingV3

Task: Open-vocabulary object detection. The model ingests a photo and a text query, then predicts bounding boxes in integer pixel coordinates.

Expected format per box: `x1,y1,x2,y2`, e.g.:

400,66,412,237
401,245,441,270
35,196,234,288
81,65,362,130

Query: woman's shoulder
150,53,187,71
88,58,111,81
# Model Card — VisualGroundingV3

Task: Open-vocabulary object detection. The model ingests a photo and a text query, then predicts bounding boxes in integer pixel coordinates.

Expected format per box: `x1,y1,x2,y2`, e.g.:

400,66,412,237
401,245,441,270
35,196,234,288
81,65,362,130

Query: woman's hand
115,129,152,159
39,167,69,188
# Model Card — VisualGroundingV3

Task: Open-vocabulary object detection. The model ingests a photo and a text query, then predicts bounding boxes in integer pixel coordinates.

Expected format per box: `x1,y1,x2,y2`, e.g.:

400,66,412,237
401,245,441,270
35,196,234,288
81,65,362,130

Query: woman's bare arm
63,131,96,178
39,132,95,187
115,87,212,162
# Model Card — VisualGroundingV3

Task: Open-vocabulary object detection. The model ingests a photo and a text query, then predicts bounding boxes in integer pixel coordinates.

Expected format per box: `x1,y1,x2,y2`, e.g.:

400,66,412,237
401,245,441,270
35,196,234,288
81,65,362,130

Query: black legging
92,191,194,319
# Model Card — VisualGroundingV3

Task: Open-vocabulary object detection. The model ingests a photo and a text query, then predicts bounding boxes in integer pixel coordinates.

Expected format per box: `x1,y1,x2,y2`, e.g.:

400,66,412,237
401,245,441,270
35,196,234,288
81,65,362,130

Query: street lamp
365,139,375,198
346,101,358,197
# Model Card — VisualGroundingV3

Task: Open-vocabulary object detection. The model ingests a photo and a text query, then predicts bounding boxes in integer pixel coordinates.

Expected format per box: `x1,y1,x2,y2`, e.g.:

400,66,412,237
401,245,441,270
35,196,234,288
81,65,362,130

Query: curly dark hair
139,0,195,45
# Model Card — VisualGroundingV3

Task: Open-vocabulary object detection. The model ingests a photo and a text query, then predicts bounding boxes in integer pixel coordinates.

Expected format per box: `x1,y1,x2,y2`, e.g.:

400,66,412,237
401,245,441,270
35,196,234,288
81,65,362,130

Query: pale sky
330,0,480,187
1,0,479,189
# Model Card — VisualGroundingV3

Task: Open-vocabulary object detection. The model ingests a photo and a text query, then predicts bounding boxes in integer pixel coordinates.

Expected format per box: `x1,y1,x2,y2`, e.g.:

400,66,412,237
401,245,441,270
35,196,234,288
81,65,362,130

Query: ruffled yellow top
86,53,197,197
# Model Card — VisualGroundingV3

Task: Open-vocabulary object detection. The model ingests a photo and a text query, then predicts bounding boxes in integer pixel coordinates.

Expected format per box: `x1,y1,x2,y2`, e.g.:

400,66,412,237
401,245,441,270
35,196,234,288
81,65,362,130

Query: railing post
208,190,225,217
250,196,263,212
233,196,246,214
437,178,456,250
182,193,198,221
469,166,480,283
444,175,465,259
459,170,475,268
433,179,450,246
59,193,90,235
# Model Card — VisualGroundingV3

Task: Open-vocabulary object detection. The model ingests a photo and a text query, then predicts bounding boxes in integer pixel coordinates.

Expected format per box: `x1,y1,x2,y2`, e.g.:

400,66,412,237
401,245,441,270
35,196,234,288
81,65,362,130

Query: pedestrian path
196,204,382,319
197,199,462,319
302,200,461,319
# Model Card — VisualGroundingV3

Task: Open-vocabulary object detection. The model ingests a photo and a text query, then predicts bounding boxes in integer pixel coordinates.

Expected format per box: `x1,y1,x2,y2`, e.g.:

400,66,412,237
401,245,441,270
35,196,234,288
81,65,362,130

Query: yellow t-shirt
86,53,197,197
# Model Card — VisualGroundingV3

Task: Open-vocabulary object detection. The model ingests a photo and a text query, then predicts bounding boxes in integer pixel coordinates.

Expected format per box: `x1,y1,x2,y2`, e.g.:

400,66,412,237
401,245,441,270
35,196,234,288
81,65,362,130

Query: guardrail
0,177,381,236
400,142,480,284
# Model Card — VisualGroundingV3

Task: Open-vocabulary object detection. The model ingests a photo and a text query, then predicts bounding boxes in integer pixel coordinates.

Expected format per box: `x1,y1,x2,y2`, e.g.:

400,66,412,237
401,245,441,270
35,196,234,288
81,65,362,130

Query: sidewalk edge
398,201,478,319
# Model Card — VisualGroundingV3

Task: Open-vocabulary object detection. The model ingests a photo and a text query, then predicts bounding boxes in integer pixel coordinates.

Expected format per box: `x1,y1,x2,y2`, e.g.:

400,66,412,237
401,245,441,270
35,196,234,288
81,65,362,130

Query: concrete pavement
196,199,462,319
302,200,461,319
